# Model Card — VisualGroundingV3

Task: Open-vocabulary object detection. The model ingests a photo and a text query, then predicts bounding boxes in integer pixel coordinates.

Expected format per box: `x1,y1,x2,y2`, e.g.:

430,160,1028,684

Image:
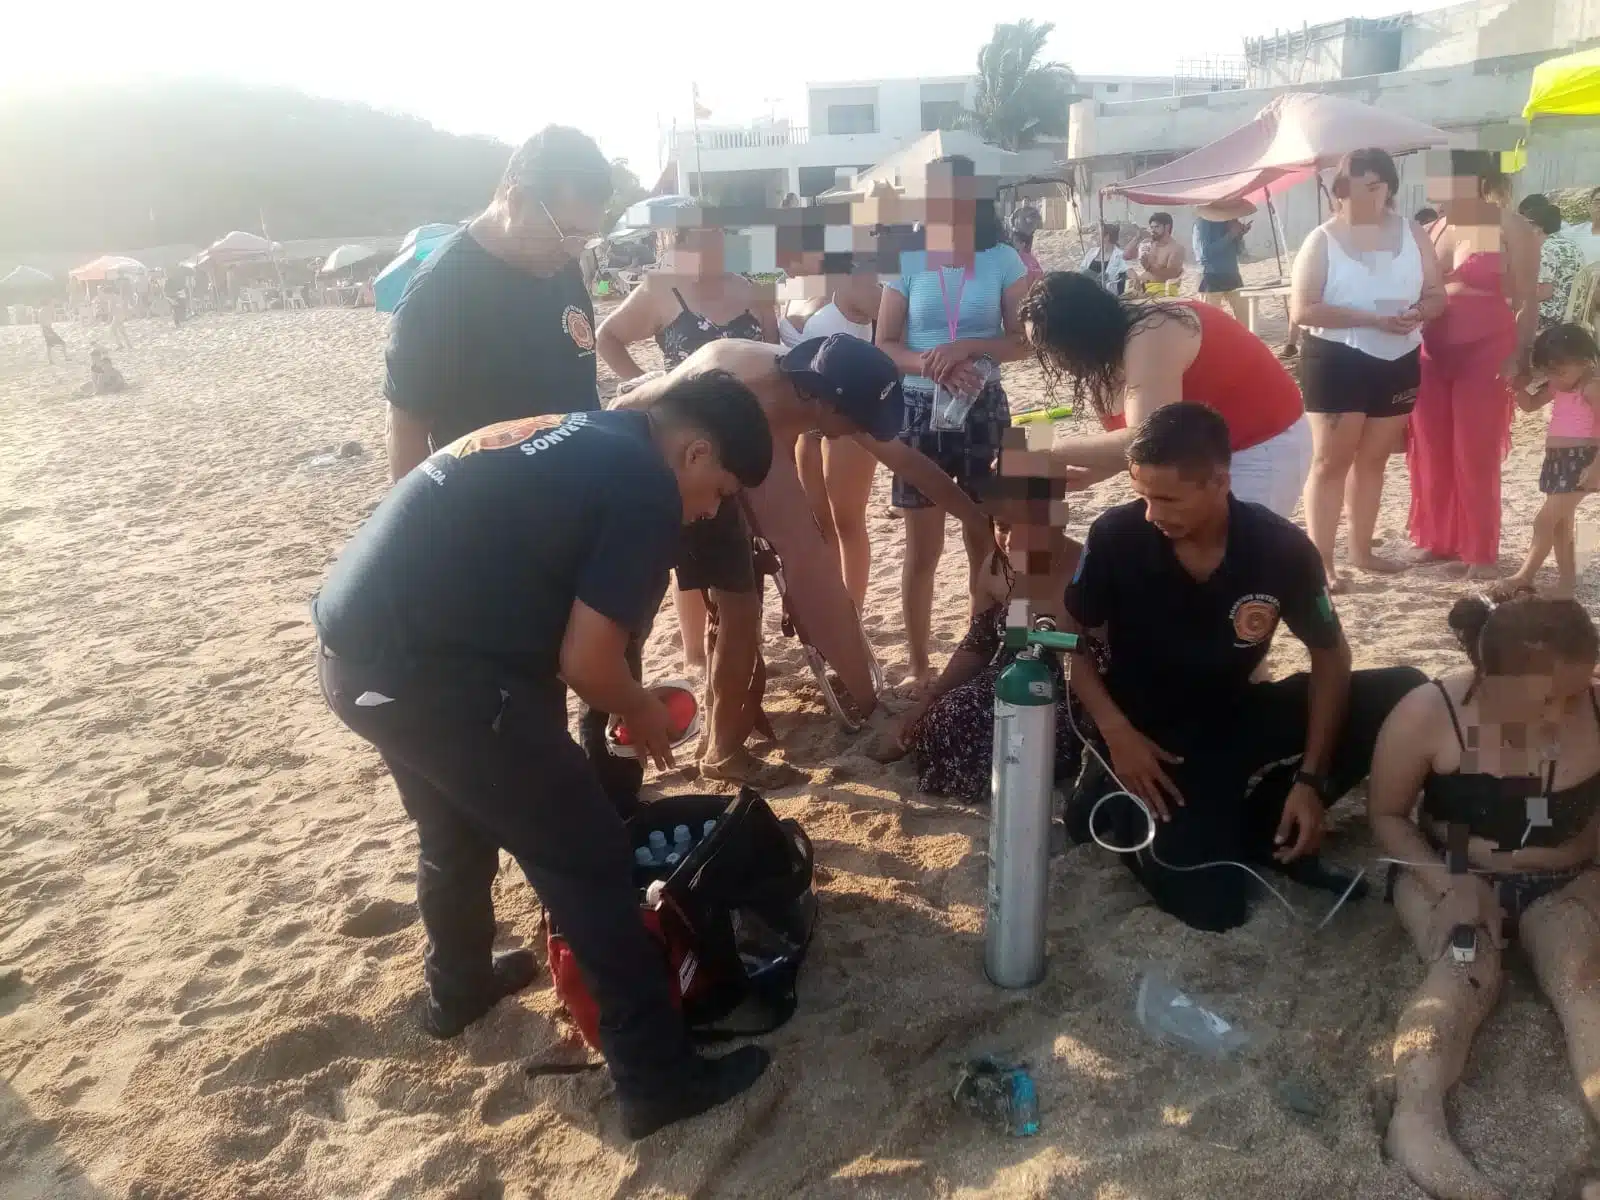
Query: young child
1505,323,1600,597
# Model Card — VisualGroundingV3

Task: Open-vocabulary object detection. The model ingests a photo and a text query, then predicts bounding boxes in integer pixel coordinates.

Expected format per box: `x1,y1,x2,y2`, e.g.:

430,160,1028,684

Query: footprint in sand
338,898,417,940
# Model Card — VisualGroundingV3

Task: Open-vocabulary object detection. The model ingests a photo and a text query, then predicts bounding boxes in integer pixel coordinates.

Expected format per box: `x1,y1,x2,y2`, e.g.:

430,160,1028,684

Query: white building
671,77,977,204
670,71,1249,205
1067,0,1600,261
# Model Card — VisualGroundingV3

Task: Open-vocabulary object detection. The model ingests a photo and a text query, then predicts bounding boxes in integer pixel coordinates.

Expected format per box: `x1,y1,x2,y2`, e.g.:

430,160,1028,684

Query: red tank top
1100,302,1303,451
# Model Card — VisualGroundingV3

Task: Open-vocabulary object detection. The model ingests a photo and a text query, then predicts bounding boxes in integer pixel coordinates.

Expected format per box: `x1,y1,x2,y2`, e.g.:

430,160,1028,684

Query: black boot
1279,856,1370,901
617,1045,771,1140
420,948,540,1039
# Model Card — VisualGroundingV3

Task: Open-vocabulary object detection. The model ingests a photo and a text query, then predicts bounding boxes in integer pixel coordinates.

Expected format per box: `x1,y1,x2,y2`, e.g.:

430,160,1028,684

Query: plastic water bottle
1135,969,1252,1058
703,819,717,839
645,880,666,906
673,825,693,854
633,847,654,868
664,851,681,868
647,830,668,864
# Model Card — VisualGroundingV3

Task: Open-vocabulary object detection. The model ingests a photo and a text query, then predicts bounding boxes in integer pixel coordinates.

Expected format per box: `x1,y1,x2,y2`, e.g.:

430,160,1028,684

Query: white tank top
802,300,873,342
1306,218,1424,361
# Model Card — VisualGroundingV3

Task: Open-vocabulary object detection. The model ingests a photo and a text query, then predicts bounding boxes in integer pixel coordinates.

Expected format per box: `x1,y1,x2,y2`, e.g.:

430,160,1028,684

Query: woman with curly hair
1020,270,1310,516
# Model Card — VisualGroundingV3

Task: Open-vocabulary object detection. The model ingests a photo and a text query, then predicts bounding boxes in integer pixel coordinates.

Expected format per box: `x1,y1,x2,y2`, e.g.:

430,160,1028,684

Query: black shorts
1298,335,1420,418
1198,269,1243,294
891,381,1010,510
1539,444,1600,494
676,499,756,593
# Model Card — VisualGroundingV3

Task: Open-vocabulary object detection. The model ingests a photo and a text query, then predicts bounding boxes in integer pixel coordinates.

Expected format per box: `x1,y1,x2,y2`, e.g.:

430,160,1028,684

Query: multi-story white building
670,77,976,204
669,71,1244,204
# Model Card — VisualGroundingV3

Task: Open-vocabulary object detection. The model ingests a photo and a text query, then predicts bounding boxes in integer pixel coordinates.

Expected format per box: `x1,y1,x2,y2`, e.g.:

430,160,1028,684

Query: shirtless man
615,334,997,783
1127,212,1186,297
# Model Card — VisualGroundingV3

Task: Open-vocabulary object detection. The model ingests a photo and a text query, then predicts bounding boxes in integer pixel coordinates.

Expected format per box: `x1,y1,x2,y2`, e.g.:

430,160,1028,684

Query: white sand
0,270,1593,1198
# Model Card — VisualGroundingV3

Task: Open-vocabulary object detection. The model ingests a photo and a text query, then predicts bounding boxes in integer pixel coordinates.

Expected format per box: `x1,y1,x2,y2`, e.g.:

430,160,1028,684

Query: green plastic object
1012,405,1075,425
1027,630,1080,653
995,649,1056,707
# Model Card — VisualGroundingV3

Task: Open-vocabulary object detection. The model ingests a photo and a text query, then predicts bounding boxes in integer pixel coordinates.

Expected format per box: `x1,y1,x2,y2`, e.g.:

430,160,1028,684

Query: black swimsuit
1405,679,1600,925
655,287,764,369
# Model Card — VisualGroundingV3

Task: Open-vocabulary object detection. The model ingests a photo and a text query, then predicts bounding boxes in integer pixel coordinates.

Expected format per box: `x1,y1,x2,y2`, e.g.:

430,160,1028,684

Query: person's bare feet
1385,1103,1506,1200
1351,552,1408,575
699,747,801,790
1408,548,1455,565
902,667,937,699
1326,570,1351,595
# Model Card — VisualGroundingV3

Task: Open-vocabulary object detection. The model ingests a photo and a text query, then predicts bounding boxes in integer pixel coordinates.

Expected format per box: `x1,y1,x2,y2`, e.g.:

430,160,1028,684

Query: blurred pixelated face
1343,171,1391,221
1476,660,1595,727
924,167,976,256
672,226,725,278
1426,167,1479,208
1590,190,1600,225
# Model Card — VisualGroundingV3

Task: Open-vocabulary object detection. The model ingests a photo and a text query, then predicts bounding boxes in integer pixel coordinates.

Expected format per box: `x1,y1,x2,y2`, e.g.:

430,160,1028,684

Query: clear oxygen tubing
1059,657,1504,931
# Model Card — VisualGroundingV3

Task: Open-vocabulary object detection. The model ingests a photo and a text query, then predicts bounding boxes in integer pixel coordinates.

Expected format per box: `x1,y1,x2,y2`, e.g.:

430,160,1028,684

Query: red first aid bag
547,787,816,1048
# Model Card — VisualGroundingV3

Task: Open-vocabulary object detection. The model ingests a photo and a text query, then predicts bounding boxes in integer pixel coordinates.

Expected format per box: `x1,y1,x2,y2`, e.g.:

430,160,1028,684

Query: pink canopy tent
69,255,147,283
1104,92,1450,207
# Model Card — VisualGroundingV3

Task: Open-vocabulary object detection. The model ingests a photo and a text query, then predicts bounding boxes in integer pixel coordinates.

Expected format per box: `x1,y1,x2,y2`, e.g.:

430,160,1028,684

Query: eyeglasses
540,201,594,257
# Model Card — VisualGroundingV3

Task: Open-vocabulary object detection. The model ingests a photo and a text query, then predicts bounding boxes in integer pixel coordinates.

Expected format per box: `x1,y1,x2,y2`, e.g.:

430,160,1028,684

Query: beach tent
69,255,147,282
0,266,59,301
1105,92,1450,207
319,243,380,274
374,223,460,313
197,231,281,268
1525,48,1600,120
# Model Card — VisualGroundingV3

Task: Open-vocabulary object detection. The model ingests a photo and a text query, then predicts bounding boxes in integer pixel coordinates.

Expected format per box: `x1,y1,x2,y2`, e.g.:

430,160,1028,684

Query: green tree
961,20,1077,151
604,160,649,232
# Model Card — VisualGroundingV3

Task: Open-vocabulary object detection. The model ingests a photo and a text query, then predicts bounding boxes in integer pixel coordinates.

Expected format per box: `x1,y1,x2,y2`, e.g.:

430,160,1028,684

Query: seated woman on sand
879,522,1095,802
1368,591,1600,1200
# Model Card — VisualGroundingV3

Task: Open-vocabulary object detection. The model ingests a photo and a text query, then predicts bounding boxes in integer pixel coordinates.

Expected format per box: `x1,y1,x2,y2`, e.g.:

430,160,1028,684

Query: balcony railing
692,127,811,151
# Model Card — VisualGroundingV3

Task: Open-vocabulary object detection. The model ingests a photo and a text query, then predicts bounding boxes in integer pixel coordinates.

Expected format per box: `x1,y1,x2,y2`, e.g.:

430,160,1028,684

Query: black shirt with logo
384,230,599,448
311,411,680,677
1065,495,1340,729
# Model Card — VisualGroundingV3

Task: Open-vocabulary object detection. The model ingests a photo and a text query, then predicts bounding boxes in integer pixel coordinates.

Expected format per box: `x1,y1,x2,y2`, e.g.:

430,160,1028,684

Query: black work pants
577,635,644,819
1073,665,1425,931
317,647,687,1084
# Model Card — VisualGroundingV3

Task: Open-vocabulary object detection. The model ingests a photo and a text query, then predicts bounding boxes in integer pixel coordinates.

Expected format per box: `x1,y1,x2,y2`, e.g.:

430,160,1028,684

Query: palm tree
962,20,1077,151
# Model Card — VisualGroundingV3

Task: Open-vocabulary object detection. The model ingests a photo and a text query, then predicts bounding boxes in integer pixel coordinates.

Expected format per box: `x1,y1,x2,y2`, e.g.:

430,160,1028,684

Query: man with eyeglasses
382,126,647,815
385,124,609,481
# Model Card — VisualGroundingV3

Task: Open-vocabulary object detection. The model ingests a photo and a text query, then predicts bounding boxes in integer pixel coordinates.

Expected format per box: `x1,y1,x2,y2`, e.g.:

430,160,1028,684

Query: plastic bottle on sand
1135,969,1252,1058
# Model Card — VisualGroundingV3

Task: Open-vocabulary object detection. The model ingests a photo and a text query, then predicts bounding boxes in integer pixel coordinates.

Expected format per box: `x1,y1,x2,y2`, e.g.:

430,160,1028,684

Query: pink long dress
1407,251,1517,566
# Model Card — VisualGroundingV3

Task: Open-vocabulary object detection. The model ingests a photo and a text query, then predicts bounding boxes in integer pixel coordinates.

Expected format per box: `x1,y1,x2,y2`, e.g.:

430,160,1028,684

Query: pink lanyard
936,267,972,343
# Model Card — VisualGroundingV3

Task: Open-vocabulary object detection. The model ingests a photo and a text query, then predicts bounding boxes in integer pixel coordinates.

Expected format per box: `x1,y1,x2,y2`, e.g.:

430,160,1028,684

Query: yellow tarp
1524,47,1600,120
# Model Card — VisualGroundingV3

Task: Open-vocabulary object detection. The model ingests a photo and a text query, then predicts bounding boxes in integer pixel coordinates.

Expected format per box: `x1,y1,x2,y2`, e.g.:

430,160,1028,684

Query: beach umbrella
374,223,461,313
0,266,59,302
69,255,147,282
197,230,281,268
1525,47,1600,120
1104,92,1449,207
319,244,379,274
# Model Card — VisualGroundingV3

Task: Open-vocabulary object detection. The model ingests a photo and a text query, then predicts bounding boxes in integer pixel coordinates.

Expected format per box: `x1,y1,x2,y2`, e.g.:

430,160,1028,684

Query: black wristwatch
1294,769,1336,802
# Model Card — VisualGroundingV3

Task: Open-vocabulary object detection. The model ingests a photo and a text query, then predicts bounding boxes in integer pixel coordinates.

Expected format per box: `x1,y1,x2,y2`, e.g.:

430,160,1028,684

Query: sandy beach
2,247,1596,1199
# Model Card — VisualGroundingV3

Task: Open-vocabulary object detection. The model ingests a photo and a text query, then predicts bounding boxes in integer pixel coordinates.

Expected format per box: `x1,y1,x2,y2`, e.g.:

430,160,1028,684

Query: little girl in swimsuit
1505,323,1600,597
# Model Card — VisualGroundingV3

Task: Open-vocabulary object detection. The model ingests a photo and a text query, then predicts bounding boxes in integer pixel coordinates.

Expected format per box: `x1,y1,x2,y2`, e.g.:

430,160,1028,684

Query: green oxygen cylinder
986,600,1059,988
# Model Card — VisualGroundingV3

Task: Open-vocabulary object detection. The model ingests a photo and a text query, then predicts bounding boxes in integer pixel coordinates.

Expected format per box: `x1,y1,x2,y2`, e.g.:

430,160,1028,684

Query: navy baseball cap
778,335,904,442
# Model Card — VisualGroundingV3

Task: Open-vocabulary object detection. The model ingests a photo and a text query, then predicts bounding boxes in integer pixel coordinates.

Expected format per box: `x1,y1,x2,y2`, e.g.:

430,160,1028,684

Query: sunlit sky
8,0,1425,182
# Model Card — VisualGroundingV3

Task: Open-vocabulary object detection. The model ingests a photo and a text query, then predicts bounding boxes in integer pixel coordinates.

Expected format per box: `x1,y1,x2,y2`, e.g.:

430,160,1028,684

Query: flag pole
691,85,704,200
